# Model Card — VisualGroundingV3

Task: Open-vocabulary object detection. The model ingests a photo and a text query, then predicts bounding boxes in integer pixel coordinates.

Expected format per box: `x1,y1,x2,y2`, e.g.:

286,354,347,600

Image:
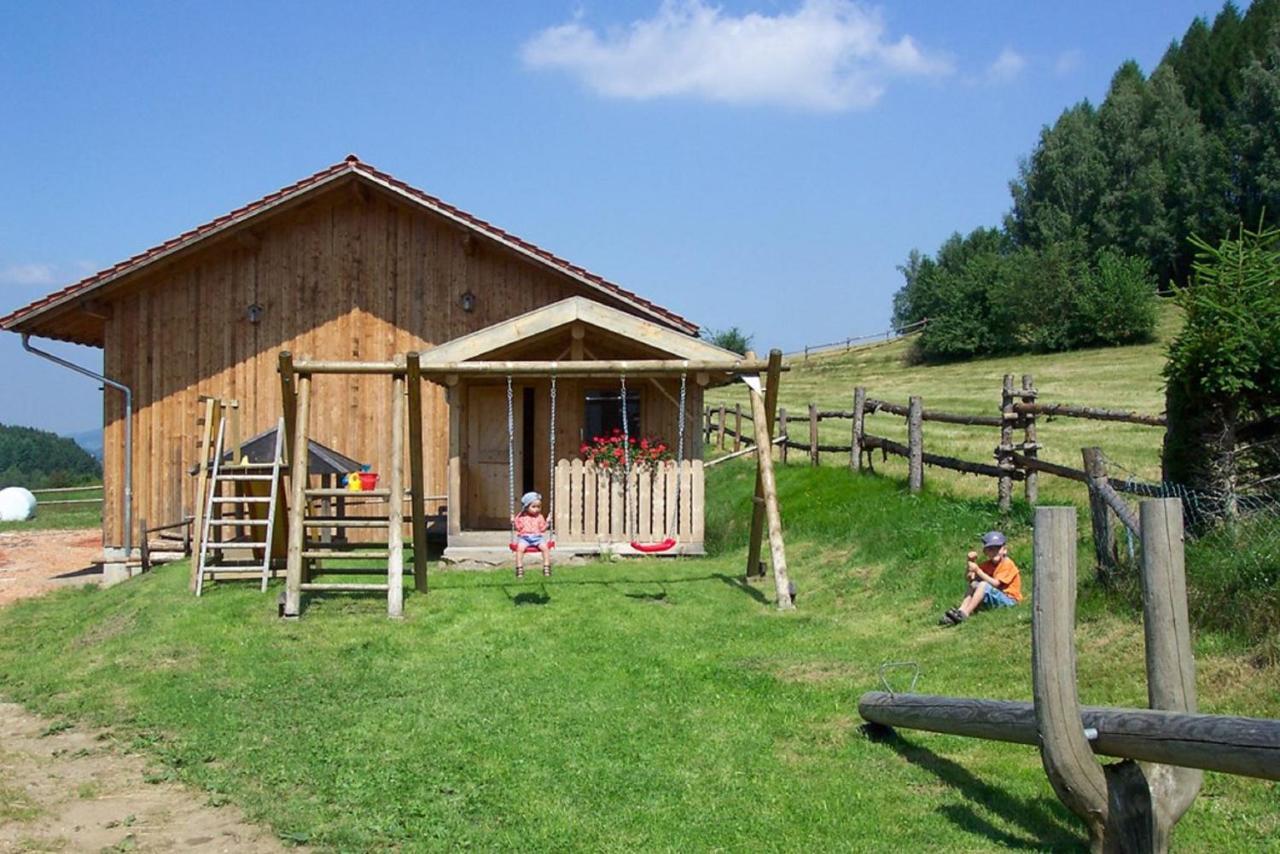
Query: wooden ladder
195,416,285,595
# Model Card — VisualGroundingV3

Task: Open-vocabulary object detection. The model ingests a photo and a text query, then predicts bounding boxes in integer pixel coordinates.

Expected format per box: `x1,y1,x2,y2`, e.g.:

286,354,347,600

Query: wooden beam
746,349,782,579
1031,506,1109,846
907,395,923,492
857,692,1280,782
189,396,218,592
387,366,406,619
406,352,428,594
749,368,792,610
283,375,312,618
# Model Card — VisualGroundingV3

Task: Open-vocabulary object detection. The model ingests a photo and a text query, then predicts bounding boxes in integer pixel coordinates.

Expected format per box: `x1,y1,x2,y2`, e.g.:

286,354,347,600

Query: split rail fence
706,374,1169,571
859,501,1280,852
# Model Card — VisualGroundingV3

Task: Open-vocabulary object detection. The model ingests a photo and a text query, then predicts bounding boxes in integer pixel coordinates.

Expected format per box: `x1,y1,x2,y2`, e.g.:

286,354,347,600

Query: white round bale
0,487,38,522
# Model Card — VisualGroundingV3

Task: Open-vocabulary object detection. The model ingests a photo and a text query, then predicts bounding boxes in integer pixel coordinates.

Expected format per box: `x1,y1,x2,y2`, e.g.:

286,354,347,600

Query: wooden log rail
1013,401,1167,427
857,693,1280,782
864,434,1022,481
294,358,784,378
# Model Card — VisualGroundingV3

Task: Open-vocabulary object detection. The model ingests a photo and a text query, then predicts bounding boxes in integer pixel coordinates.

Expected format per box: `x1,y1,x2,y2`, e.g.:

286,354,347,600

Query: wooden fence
29,484,103,507
860,502,1280,851
552,458,704,545
705,373,1166,511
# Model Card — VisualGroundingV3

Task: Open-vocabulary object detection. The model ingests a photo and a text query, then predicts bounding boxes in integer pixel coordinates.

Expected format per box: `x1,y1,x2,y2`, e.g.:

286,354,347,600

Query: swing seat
630,537,677,553
510,539,556,552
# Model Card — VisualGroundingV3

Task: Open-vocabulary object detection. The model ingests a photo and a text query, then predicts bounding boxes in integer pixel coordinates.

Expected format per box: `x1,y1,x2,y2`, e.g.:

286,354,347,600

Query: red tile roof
0,155,697,338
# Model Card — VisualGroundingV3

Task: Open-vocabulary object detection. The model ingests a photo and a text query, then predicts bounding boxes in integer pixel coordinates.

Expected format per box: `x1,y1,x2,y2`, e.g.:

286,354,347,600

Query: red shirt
514,512,547,535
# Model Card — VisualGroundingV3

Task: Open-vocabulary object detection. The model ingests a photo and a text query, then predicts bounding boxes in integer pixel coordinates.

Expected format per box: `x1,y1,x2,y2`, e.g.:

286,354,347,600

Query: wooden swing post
747,351,793,610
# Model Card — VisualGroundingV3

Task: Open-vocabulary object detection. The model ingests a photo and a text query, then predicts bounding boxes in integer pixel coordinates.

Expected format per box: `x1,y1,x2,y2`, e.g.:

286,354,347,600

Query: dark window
584,389,641,441
521,387,535,494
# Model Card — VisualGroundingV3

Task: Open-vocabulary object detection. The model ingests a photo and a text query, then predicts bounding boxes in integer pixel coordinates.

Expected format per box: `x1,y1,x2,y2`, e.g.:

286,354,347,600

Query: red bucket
358,472,379,490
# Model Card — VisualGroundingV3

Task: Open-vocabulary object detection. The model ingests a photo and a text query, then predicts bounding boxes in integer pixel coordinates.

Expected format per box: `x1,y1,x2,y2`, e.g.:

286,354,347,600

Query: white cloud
986,47,1026,82
1054,49,1082,77
0,263,57,287
521,0,952,112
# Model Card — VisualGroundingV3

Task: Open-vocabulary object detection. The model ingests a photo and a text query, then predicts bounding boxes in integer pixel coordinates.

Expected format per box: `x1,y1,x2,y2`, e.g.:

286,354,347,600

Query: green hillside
0,422,103,490
707,301,1182,506
0,463,1275,851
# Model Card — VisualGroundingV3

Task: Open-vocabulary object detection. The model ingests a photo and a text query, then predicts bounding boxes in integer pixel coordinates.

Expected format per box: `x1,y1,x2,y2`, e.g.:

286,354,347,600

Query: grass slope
708,303,1182,506
0,463,1275,851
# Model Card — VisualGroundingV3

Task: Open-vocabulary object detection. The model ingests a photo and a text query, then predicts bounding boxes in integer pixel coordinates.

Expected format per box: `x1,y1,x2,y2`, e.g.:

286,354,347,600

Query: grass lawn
0,463,1276,851
706,302,1183,507
0,486,102,533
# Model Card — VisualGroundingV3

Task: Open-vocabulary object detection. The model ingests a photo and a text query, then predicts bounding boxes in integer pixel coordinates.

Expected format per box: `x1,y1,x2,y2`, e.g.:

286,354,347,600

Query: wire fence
789,319,928,361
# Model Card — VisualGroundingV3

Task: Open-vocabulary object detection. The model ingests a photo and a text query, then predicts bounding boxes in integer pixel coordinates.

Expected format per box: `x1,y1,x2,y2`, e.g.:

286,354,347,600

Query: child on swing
512,491,552,579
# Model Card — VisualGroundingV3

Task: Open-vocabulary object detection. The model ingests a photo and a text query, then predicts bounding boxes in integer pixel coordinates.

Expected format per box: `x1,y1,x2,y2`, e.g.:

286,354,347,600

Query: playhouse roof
0,156,697,344
418,296,741,367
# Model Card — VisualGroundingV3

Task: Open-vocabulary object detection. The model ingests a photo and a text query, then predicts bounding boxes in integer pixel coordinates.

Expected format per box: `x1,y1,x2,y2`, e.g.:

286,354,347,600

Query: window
584,389,641,441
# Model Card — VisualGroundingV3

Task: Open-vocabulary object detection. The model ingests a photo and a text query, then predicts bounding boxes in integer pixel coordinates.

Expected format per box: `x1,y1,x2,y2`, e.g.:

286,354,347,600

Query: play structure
262,339,793,618
860,500,1280,852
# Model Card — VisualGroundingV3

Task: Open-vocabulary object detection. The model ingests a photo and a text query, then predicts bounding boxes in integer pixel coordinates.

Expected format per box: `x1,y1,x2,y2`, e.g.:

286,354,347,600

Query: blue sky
0,0,1230,434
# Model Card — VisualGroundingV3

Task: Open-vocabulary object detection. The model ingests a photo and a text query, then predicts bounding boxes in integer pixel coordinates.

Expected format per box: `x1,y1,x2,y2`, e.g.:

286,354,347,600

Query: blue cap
981,531,1006,548
520,491,542,510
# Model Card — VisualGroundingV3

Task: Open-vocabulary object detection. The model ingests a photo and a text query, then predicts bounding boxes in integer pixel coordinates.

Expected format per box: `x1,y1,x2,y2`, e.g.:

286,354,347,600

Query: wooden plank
749,384,792,609
447,385,462,537
907,395,923,493
1021,375,1038,504
554,460,569,539
663,460,678,540
691,459,705,544
570,458,584,539
283,374,311,618
717,404,726,450
583,461,597,541
406,352,428,594
857,692,1280,781
679,460,693,536
998,375,1014,512
189,397,218,592
610,469,624,541
746,350,782,578
638,466,652,540
387,369,405,618
1031,506,1108,844
851,387,866,471
809,403,819,466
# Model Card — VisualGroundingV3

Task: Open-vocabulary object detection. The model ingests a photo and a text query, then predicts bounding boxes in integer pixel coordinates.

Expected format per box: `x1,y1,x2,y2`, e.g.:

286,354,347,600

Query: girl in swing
512,491,552,579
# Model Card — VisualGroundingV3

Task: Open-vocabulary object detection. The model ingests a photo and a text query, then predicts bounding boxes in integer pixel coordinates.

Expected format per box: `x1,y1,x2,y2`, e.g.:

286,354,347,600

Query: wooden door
465,384,520,529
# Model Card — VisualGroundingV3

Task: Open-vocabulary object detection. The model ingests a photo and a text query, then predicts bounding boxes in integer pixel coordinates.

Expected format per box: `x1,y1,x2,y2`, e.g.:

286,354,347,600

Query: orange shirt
981,556,1022,602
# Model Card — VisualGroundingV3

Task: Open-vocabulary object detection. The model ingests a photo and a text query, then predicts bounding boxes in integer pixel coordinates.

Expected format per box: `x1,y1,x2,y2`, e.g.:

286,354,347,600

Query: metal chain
506,375,516,538
548,371,557,536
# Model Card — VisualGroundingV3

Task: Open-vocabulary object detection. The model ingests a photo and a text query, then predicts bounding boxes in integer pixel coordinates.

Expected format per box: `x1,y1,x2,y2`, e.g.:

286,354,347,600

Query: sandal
516,566,525,580
542,565,552,578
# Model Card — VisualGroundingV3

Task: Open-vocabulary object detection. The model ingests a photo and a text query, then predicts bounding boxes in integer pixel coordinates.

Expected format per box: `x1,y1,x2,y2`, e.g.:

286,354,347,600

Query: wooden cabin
0,156,724,557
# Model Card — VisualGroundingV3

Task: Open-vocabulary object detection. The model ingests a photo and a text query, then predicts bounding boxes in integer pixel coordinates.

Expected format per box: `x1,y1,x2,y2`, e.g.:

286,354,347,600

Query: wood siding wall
100,189,681,546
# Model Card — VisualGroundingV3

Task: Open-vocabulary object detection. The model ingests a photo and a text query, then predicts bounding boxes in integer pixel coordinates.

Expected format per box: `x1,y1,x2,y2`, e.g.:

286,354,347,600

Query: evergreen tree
1007,102,1106,250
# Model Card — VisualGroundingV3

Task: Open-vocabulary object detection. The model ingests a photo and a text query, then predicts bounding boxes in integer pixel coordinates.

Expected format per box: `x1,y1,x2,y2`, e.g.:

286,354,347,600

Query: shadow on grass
713,573,770,605
512,590,550,606
431,572,774,607
861,724,1081,851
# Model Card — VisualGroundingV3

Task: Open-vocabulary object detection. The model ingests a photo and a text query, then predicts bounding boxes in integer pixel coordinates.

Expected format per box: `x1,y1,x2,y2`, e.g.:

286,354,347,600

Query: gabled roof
0,156,697,343
419,296,738,365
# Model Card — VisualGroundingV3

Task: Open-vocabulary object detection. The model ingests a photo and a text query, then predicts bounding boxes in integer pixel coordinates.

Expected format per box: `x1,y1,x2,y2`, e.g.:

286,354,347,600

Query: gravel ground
0,529,103,608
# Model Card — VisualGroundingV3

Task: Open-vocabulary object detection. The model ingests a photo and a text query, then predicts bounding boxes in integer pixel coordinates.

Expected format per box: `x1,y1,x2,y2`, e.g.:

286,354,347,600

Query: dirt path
0,702,291,853
0,529,103,607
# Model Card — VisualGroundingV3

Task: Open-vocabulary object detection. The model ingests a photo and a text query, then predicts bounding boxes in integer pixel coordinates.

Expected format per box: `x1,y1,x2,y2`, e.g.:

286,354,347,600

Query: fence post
717,403,727,450
1139,497,1203,842
998,375,1015,512
779,408,789,464
851,387,866,471
139,517,149,574
1022,374,1038,505
908,395,923,493
1082,447,1118,580
1031,506,1108,848
733,403,742,452
704,405,711,447
809,403,820,466
804,345,809,363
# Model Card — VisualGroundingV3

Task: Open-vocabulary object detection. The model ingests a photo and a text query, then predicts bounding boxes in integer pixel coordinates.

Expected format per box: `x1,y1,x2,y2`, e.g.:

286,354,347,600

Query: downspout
21,333,133,556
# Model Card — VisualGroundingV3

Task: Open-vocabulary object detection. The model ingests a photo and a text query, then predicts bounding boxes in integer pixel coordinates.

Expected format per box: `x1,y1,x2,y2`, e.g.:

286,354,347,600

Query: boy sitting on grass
940,531,1022,626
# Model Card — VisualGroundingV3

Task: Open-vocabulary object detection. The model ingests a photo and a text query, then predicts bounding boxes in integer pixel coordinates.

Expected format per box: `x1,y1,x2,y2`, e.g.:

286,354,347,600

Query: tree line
893,0,1280,363
0,423,102,490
